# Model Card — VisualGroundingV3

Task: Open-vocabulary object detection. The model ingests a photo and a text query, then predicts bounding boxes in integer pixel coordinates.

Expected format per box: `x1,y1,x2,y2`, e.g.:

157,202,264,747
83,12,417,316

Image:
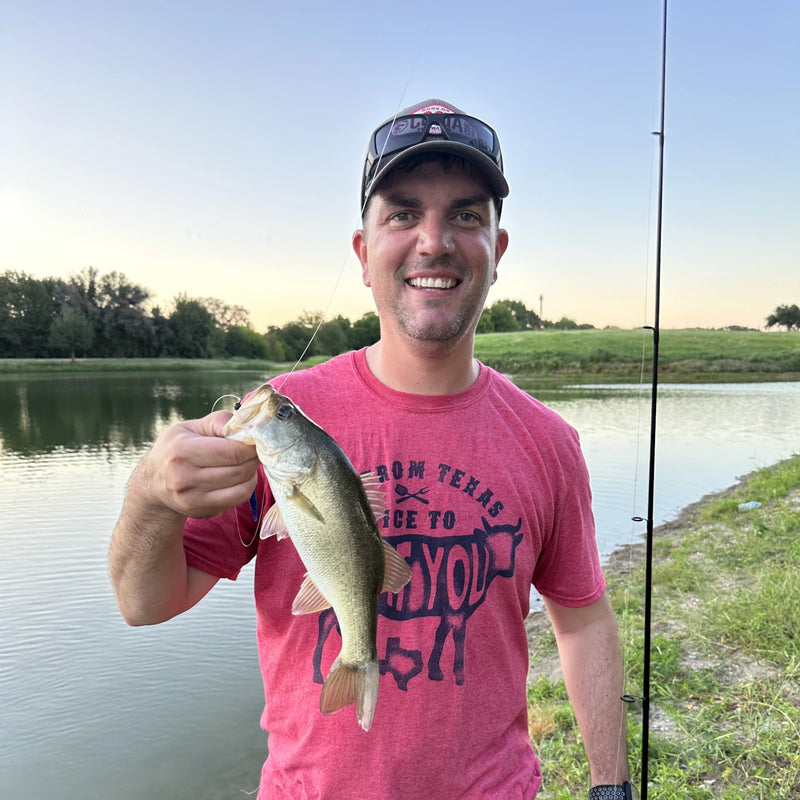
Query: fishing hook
211,393,243,412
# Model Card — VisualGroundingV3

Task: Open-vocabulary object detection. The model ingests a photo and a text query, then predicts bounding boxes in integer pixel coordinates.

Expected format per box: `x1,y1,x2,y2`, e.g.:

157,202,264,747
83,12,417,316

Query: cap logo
411,103,456,115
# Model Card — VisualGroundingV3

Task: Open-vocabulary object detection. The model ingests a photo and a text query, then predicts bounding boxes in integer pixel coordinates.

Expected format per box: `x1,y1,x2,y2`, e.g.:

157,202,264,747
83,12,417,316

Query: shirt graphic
310,455,524,690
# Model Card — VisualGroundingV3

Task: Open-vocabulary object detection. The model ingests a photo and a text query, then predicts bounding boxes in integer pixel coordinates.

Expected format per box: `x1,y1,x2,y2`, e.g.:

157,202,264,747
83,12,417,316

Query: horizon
2,263,789,334
3,1,798,333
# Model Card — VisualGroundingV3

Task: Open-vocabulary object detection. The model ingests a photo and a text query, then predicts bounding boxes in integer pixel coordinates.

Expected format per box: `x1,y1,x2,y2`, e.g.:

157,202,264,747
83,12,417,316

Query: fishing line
275,80,419,393
211,393,243,411
619,10,671,783
208,392,265,546
250,82,423,543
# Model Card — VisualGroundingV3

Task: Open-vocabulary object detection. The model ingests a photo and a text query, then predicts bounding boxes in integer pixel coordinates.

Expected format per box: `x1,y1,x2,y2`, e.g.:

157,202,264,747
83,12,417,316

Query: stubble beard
391,263,493,346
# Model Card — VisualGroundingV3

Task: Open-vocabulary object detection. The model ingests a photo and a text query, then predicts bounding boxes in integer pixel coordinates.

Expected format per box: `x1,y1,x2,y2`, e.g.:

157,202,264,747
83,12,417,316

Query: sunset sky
2,1,798,332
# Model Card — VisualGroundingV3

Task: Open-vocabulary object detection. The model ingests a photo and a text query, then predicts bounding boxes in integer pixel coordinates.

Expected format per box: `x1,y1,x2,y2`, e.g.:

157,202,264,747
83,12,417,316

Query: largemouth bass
222,383,412,732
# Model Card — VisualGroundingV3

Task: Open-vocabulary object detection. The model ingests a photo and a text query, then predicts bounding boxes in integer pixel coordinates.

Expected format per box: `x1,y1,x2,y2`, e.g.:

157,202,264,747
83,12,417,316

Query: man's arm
544,593,630,787
108,410,259,626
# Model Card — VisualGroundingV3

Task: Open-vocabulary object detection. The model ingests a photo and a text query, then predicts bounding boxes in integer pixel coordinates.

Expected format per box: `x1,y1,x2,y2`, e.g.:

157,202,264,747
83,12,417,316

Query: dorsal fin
359,470,386,519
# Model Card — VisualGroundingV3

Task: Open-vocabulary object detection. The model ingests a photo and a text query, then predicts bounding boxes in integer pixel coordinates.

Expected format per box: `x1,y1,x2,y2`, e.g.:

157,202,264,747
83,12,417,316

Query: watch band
589,781,636,800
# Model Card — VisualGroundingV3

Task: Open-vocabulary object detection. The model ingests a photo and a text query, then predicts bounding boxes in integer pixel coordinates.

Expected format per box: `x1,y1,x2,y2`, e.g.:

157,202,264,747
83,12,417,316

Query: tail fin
319,656,379,732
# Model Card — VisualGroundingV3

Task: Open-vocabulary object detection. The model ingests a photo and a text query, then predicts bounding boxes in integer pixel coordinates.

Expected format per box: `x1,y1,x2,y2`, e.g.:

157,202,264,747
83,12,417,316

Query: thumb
187,410,235,439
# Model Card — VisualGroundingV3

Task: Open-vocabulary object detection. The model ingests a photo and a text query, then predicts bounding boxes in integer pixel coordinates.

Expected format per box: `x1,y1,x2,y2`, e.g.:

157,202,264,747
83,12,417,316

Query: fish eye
276,403,295,421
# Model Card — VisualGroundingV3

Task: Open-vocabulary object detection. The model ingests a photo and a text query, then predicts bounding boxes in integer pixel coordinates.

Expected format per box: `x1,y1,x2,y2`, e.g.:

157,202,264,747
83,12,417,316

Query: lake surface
2,371,799,799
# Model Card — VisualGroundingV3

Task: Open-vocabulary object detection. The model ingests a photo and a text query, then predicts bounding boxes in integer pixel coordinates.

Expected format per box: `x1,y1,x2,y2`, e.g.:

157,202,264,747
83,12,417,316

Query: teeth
408,277,457,289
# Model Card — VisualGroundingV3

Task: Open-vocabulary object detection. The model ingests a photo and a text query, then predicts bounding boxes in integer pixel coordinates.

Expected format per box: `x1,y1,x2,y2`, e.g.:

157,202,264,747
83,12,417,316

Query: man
109,99,634,799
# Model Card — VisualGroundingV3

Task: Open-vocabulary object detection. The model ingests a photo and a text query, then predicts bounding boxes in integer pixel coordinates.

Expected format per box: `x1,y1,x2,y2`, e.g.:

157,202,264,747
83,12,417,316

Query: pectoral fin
291,574,333,615
288,484,325,523
259,503,290,540
381,540,412,594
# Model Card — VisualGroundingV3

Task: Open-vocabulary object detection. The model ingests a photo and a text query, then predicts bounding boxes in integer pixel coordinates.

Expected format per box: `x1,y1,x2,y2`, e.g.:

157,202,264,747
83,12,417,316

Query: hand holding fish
139,410,260,519
109,410,260,627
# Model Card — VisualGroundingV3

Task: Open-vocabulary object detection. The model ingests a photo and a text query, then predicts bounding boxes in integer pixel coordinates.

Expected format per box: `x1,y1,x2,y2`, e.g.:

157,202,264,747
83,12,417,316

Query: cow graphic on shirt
311,514,524,689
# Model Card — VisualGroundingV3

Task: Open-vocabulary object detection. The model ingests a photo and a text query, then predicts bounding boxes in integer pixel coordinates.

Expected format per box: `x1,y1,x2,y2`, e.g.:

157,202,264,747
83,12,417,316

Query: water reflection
0,371,272,453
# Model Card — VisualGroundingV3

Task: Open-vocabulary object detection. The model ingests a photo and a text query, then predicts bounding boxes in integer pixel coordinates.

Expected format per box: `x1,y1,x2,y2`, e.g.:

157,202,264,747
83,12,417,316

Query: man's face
352,161,509,349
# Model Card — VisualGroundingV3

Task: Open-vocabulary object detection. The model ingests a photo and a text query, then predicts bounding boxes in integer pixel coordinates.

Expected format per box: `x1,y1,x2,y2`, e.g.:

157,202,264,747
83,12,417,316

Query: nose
416,214,455,257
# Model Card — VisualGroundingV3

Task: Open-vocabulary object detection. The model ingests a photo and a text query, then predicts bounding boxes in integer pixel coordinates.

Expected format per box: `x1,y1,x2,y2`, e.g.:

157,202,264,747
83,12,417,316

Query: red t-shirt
184,348,605,799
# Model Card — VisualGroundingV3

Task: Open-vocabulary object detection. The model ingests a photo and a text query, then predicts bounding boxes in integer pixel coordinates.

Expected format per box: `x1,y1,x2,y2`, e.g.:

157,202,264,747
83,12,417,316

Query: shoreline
525,462,793,681
525,454,800,796
524,489,710,685
2,357,799,386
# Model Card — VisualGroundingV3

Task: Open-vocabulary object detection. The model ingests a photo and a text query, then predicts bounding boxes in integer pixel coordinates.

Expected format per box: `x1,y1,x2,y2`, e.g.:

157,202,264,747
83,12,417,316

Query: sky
2,0,798,332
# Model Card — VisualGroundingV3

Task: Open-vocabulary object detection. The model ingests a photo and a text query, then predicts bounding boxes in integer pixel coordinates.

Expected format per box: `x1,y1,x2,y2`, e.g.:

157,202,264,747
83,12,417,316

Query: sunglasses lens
441,116,496,156
373,114,497,161
374,116,429,155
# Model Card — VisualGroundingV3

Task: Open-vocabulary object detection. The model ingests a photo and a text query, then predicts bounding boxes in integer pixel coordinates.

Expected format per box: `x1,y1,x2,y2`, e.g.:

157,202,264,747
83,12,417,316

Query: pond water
1,371,798,799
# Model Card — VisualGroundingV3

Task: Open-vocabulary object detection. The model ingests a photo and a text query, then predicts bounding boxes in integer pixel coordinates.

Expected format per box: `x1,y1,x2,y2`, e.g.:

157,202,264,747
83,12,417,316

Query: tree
224,325,269,359
348,311,380,349
49,307,95,359
502,299,541,330
766,304,800,331
488,300,518,332
167,295,218,358
0,270,60,356
150,306,172,357
313,316,350,356
95,271,155,357
476,309,494,333
553,316,579,330
263,327,288,361
201,297,251,331
279,320,318,361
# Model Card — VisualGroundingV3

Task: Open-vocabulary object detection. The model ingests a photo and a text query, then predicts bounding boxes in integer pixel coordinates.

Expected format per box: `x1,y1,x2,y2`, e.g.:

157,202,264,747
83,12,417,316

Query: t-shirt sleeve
183,474,266,580
531,426,606,607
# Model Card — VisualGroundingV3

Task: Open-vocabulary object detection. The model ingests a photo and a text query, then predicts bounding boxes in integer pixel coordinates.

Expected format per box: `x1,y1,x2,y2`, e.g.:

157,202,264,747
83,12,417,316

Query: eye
276,403,295,421
455,211,481,225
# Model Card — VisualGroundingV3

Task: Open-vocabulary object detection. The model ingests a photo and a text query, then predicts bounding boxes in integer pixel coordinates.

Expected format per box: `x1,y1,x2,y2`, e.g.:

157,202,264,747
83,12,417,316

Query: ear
352,229,370,287
492,228,509,284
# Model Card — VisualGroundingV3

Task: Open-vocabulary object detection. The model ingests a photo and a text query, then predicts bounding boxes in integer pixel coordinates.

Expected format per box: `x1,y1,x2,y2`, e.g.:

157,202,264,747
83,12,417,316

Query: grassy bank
2,329,799,381
526,455,800,798
475,328,800,381
0,357,292,374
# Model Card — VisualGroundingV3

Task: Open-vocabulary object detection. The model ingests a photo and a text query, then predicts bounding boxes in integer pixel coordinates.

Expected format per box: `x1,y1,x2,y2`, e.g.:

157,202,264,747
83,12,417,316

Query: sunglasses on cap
362,112,504,209
372,113,500,161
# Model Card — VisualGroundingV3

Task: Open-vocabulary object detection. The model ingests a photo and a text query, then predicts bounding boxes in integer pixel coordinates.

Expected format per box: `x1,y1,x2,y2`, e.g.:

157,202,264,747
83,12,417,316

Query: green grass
528,455,800,798
473,328,800,379
0,356,322,375
4,329,800,381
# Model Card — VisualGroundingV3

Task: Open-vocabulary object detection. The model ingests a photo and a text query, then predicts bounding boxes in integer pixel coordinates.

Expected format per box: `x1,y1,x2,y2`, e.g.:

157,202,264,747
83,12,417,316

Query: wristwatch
589,782,638,800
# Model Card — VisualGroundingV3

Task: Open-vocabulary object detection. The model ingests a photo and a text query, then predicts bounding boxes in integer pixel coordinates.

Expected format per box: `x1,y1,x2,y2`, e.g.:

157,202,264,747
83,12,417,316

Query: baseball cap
360,98,509,214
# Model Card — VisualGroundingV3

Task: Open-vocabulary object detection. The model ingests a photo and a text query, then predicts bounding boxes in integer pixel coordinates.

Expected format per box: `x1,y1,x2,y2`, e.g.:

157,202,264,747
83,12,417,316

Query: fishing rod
635,1,668,797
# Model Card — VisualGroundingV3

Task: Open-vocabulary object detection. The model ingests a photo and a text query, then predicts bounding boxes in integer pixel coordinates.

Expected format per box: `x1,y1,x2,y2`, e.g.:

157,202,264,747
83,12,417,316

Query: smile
406,277,459,290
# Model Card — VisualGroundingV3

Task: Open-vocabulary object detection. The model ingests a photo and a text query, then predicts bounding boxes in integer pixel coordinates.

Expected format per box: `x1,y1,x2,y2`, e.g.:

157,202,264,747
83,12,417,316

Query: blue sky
2,1,798,331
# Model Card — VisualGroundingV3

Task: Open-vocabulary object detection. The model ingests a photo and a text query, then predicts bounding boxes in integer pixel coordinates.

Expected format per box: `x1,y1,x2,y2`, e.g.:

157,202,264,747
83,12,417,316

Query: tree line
0,267,591,361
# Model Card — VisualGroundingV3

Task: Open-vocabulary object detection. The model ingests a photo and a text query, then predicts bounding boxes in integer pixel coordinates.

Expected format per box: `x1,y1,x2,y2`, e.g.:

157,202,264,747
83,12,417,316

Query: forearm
108,463,196,626
545,595,630,786
108,411,258,625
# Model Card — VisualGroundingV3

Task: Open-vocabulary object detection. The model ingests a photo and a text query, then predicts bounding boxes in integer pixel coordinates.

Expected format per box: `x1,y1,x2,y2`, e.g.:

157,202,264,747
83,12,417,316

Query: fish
222,383,412,732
